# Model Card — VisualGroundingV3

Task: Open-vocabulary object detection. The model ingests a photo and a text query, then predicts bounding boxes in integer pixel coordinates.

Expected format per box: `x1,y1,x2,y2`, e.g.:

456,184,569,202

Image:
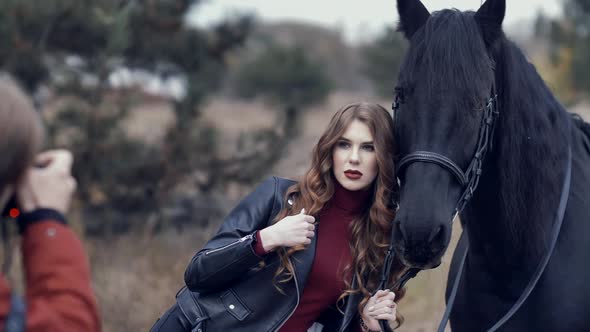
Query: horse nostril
428,225,445,248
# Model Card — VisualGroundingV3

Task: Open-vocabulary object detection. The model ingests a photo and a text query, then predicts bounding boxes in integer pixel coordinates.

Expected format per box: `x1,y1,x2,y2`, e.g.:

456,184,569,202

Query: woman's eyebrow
339,136,374,145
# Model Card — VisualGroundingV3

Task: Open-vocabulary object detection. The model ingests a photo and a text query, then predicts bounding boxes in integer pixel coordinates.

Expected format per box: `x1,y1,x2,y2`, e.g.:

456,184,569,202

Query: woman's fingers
376,289,389,296
380,300,395,307
370,304,396,318
375,290,396,303
368,290,395,311
368,300,396,312
362,293,397,330
374,313,396,322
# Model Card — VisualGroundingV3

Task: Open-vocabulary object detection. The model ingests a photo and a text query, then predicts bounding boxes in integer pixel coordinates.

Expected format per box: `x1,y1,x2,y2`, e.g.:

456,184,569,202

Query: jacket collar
330,177,373,213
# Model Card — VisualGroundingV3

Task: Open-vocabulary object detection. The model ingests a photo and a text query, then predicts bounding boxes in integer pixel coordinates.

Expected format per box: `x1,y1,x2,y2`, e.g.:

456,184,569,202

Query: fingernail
368,306,374,311
300,208,305,214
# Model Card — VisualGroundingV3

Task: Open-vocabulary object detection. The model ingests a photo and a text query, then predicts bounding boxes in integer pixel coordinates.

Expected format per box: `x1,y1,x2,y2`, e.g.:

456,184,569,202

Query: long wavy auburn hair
269,102,407,326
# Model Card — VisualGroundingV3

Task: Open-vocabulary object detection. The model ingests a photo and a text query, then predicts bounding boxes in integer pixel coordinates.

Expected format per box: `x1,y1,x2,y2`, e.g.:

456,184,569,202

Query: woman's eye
337,141,350,149
362,145,375,152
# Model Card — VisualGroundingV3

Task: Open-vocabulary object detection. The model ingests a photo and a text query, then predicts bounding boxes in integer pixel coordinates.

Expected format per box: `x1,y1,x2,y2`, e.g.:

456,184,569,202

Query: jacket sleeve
0,278,12,326
184,176,279,293
21,220,101,332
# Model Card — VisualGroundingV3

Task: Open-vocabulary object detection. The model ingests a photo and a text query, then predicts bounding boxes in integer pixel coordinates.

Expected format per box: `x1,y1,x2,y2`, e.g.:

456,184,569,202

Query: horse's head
392,0,505,269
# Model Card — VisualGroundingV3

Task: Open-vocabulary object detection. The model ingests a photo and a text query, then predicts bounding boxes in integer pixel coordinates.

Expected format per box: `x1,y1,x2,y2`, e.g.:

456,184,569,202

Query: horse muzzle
392,217,450,269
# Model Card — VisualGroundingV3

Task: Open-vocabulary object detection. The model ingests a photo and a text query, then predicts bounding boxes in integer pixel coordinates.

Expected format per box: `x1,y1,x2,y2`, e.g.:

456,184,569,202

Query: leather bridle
376,86,499,332
394,84,499,216
378,84,572,332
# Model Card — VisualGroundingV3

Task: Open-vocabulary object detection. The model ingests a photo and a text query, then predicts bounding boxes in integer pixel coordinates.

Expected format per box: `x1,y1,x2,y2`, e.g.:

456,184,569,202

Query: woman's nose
349,149,360,164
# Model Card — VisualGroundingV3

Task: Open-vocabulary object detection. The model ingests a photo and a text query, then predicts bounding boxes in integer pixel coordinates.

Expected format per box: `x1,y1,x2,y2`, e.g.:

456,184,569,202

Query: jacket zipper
204,234,254,256
273,257,300,332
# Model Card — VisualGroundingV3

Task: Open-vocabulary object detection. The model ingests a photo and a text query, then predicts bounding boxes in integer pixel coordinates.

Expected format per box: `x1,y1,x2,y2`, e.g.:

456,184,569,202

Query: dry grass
87,92,589,331
88,225,459,332
88,225,220,332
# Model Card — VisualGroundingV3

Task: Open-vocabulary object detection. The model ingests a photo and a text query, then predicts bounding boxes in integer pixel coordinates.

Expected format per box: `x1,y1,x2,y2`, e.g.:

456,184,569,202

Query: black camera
1,195,19,219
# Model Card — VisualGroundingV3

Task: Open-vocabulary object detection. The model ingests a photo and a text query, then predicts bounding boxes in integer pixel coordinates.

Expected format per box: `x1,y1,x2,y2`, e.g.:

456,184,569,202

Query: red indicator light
9,208,20,218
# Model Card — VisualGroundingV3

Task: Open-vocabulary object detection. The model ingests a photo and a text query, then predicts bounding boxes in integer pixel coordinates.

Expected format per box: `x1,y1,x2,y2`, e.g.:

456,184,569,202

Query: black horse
391,0,590,330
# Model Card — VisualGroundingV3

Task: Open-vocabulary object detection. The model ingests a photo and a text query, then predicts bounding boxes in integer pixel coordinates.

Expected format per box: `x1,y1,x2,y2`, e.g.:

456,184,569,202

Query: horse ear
474,0,506,45
396,0,430,40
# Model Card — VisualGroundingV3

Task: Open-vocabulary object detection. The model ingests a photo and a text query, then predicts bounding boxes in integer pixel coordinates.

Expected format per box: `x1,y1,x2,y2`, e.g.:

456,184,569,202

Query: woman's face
332,119,378,191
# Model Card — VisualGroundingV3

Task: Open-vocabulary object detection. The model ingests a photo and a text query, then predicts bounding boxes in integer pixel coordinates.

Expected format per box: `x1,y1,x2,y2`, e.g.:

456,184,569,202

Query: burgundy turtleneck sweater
254,180,370,332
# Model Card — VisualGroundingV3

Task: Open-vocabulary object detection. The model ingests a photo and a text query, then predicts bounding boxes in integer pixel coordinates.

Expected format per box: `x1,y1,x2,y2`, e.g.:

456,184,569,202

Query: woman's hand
258,208,315,251
361,290,397,331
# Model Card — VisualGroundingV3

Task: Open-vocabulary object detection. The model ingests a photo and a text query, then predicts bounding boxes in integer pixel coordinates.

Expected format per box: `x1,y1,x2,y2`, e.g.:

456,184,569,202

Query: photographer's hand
16,149,77,214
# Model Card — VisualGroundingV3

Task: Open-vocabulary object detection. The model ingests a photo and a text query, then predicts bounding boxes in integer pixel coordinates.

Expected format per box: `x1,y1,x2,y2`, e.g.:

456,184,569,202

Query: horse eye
394,87,405,105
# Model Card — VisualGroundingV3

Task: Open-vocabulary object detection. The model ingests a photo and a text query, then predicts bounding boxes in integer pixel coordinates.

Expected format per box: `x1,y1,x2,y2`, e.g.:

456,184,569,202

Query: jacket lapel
339,275,360,332
290,223,319,298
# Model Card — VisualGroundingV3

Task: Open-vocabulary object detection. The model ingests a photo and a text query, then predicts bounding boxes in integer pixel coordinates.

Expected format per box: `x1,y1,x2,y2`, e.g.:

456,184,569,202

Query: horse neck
462,39,570,271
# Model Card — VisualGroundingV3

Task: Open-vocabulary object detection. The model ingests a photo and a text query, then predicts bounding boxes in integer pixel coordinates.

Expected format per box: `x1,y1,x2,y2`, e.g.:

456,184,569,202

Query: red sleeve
0,277,11,323
20,220,101,332
253,231,269,256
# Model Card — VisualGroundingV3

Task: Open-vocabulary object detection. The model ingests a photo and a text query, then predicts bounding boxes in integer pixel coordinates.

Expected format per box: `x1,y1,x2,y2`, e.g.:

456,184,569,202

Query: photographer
0,79,100,332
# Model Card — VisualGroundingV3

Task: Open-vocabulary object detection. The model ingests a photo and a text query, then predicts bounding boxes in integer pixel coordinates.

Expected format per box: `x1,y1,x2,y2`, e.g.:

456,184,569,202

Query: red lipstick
344,170,363,180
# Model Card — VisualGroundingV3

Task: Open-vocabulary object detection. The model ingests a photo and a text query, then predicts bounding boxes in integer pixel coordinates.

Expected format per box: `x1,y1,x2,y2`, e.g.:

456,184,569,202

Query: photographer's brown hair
0,78,44,191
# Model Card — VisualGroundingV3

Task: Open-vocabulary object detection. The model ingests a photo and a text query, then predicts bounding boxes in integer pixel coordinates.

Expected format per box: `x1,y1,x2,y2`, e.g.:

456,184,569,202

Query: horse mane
398,9,571,262
398,9,494,111
492,33,570,260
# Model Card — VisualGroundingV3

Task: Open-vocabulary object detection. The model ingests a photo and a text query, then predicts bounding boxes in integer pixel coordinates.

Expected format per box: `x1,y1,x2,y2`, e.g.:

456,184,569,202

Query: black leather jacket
184,176,362,332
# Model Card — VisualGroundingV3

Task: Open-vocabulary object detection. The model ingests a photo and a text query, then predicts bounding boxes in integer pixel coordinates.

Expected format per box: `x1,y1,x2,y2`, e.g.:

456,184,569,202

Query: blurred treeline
534,0,590,103
0,0,400,237
0,0,588,238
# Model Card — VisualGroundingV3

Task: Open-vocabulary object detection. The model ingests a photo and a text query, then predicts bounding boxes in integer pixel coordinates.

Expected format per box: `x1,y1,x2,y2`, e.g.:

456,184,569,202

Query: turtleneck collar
330,177,373,213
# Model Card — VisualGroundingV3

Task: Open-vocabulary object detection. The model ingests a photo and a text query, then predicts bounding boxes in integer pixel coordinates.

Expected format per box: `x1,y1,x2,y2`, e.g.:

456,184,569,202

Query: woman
152,102,406,332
